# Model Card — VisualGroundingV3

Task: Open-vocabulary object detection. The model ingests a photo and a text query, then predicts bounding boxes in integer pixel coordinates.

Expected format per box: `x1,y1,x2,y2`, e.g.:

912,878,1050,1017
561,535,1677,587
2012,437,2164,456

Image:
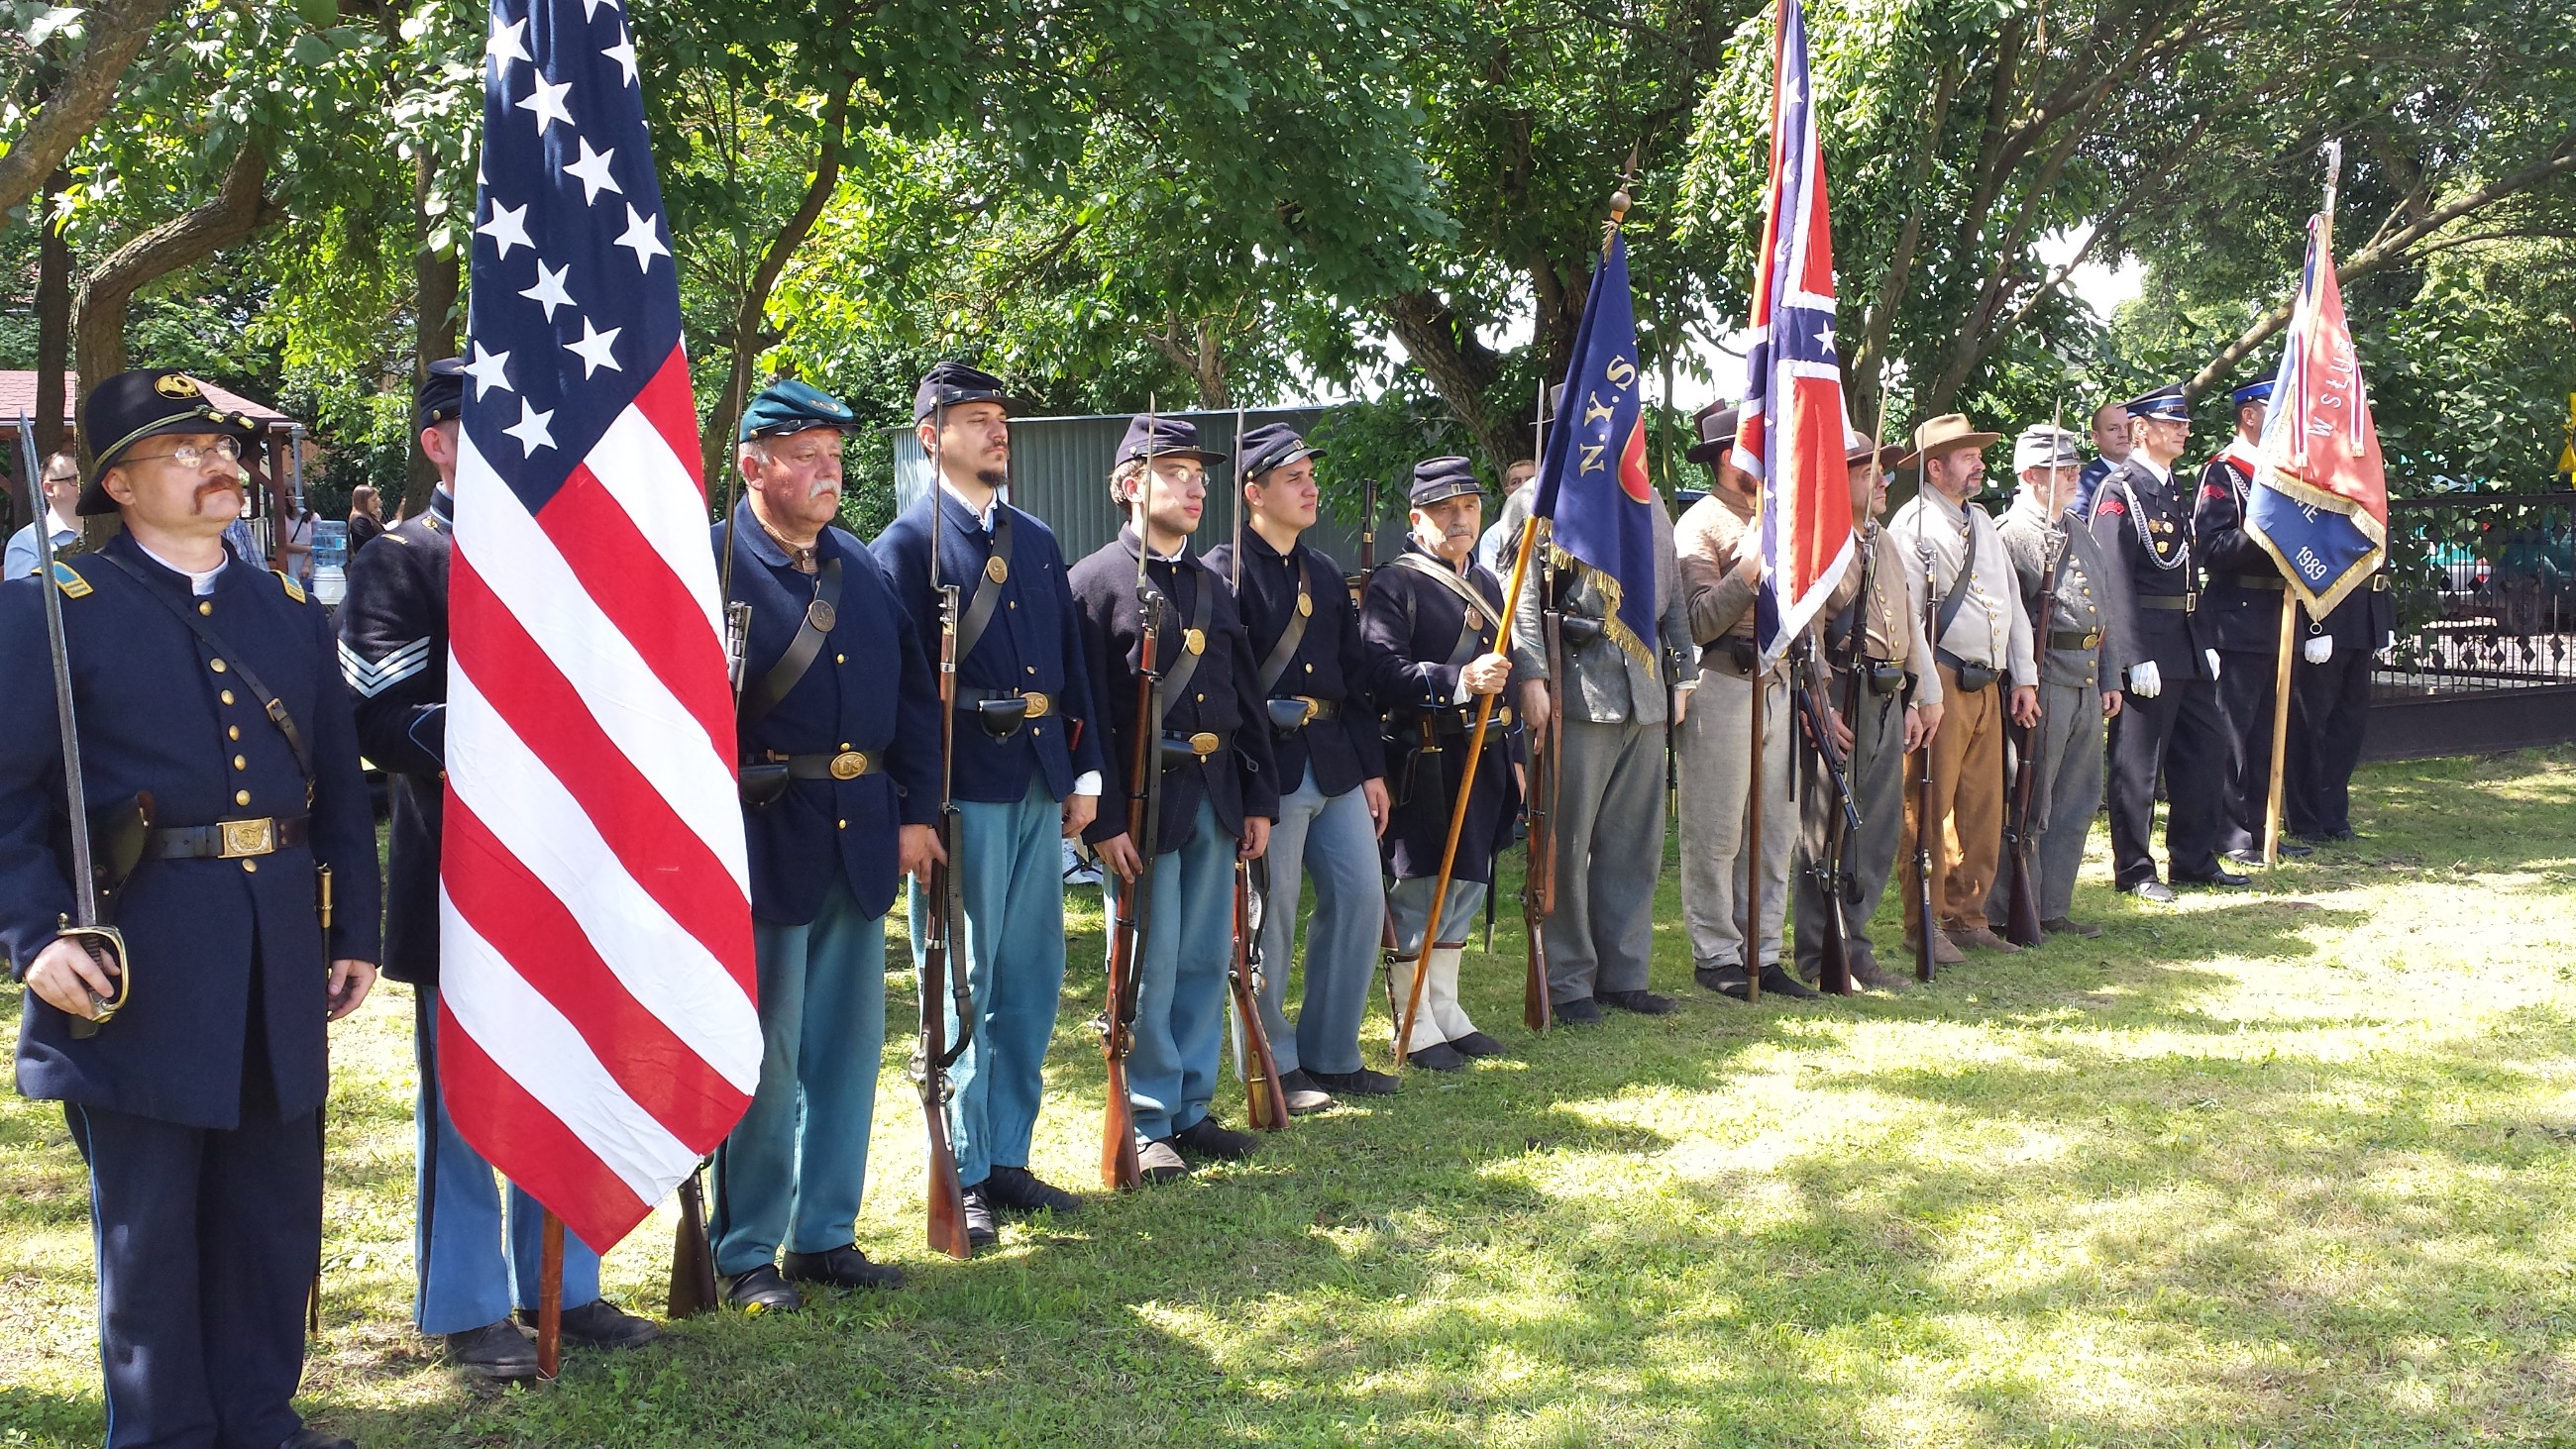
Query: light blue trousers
912,778,1067,1187
1254,767,1385,1076
710,876,887,1275
413,986,600,1334
1103,799,1235,1142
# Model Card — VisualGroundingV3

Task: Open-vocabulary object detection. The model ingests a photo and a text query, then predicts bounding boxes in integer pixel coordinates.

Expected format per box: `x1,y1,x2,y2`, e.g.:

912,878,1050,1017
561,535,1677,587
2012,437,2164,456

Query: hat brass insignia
154,373,201,399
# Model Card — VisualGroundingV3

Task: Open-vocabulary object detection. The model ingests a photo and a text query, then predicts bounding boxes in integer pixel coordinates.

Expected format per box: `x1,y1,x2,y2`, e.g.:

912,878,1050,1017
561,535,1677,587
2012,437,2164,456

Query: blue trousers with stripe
67,1098,318,1449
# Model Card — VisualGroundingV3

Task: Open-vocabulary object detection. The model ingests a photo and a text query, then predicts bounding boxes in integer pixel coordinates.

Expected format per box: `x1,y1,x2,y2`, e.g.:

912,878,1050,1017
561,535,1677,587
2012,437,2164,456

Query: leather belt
760,749,881,780
2231,573,2286,590
2048,628,2102,651
1285,695,1340,723
1433,703,1513,734
2137,593,2199,611
1862,658,1908,695
1700,636,1763,678
151,815,309,860
1162,729,1233,759
2372,574,2391,591
959,687,1053,719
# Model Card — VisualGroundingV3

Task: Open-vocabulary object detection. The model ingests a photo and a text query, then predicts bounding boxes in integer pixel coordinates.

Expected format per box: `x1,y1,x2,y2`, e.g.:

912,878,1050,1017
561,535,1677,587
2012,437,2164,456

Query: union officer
708,380,943,1309
1360,457,1523,1068
1,368,382,1449
1073,414,1278,1181
339,360,658,1376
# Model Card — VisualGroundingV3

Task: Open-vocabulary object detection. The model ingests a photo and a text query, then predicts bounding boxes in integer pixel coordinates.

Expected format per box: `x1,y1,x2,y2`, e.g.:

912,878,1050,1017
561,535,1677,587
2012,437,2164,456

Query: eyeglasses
42,473,78,486
122,438,244,469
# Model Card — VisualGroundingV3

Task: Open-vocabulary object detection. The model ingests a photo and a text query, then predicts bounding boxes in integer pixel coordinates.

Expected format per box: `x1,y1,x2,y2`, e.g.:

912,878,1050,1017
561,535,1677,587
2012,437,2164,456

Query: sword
18,414,125,1036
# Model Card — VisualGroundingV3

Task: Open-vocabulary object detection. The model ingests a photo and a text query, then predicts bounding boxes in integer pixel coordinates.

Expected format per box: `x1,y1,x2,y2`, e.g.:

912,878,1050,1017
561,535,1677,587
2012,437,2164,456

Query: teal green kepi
739,377,861,441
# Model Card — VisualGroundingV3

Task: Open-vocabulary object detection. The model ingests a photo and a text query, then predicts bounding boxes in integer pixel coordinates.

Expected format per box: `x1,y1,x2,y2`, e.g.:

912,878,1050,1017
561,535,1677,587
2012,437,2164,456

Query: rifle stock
1525,600,1564,1033
1232,864,1290,1130
1792,646,1859,995
2001,526,2066,948
1913,518,1939,983
667,1165,717,1318
1099,590,1166,1189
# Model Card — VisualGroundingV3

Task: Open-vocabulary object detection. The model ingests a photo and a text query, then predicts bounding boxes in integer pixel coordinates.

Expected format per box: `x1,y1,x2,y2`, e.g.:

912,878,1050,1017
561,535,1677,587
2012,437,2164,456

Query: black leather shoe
2278,839,2313,857
2126,879,2178,903
517,1297,660,1350
1405,1041,1467,1071
782,1245,905,1291
959,1184,999,1246
1173,1115,1258,1161
1308,1067,1400,1095
282,1430,358,1449
1697,963,1751,999
1449,1031,1508,1057
1598,989,1677,1015
1276,1068,1337,1114
1553,995,1605,1025
2178,868,2251,888
719,1264,802,1314
984,1165,1084,1215
1137,1138,1191,1183
442,1319,538,1382
1758,964,1818,1000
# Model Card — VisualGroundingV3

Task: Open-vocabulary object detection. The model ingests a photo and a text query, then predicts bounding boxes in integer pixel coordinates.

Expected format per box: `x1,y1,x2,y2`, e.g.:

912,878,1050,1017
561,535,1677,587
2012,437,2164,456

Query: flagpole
2262,141,2340,867
536,1209,564,1380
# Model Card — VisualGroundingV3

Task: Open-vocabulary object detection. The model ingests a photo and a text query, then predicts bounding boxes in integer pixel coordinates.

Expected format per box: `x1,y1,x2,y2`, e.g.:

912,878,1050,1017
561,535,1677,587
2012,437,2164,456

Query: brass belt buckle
220,817,275,859
1188,731,1221,757
828,750,871,780
1021,690,1052,719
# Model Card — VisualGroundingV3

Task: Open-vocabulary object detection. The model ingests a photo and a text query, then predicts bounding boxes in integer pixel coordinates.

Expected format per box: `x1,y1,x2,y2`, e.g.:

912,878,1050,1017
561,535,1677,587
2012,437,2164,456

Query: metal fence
883,406,1407,569
2378,490,2576,694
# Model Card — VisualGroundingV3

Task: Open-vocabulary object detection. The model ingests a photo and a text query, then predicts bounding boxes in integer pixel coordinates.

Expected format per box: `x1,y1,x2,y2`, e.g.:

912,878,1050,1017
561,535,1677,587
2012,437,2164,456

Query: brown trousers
1903,665,2005,936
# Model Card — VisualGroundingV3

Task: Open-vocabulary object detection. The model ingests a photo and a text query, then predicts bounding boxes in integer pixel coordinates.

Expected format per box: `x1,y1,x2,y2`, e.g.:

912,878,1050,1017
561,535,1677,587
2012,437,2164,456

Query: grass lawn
5,747,2575,1446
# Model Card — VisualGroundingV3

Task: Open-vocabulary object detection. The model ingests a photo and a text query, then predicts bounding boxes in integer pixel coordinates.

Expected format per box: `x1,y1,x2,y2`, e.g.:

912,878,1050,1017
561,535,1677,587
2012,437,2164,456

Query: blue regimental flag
1534,230,1659,665
2246,210,2388,615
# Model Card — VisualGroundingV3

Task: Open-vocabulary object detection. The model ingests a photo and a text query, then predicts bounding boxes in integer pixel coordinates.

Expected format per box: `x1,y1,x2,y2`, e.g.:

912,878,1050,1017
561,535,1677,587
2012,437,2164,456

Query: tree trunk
1381,287,1518,475
699,87,852,484
405,148,463,517
0,0,181,219
34,170,71,461
72,139,275,388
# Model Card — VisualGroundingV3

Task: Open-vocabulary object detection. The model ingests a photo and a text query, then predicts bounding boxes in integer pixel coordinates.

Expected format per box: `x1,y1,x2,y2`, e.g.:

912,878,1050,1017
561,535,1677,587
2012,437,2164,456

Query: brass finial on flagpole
1604,144,1641,251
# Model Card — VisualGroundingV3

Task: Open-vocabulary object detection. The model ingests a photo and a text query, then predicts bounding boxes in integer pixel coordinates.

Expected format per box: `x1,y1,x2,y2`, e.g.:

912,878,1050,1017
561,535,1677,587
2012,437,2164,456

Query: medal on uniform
1184,628,1207,656
985,556,1009,583
806,597,836,631
1296,591,1312,617
1465,608,1484,630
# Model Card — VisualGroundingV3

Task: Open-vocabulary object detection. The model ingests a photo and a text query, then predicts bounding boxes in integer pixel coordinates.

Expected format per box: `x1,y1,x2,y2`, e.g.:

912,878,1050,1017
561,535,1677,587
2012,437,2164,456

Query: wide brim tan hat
1895,412,2001,469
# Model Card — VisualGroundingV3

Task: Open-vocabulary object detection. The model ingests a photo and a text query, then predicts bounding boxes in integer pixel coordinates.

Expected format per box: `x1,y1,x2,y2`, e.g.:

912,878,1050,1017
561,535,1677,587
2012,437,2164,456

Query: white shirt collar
938,478,1000,532
139,540,229,596
2133,455,2171,485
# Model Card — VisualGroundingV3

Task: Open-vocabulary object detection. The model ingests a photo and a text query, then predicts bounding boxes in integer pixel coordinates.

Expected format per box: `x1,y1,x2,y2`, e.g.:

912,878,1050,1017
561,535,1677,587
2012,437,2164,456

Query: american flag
1733,0,1855,668
441,0,759,1252
2246,208,2388,616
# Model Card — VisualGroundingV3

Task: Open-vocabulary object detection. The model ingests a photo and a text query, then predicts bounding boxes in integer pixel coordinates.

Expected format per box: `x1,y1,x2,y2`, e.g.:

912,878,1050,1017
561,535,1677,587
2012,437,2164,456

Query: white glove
2381,631,2397,652
2304,634,2333,665
2204,648,2221,678
2129,661,2163,698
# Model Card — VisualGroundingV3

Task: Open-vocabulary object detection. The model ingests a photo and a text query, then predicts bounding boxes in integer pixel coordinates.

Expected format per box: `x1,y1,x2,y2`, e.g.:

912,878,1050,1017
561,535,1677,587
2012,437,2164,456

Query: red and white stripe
440,346,758,1251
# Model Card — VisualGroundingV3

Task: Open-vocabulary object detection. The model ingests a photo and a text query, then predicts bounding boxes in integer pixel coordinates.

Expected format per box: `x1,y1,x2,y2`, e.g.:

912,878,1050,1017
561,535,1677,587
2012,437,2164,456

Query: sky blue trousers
1253,766,1384,1077
1104,799,1235,1143
710,875,887,1275
912,778,1068,1187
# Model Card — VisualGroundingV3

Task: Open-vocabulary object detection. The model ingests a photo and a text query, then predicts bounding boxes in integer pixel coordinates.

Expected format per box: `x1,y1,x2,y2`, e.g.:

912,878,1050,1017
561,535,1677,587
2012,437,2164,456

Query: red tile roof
0,370,296,435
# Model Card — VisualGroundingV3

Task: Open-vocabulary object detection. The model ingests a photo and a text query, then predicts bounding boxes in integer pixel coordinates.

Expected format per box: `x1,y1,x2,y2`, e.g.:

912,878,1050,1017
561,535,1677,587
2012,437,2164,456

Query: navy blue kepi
1408,456,1481,507
1116,414,1226,466
1237,421,1322,481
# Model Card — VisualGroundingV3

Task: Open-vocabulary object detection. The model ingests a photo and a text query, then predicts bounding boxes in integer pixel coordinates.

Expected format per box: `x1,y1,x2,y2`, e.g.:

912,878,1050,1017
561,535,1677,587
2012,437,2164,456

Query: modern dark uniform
1360,537,1522,1052
1073,528,1280,1144
873,481,1104,1191
2,535,379,1449
2091,457,2231,886
709,497,939,1275
340,482,614,1335
2193,438,2299,856
1206,520,1386,1081
2287,569,2393,840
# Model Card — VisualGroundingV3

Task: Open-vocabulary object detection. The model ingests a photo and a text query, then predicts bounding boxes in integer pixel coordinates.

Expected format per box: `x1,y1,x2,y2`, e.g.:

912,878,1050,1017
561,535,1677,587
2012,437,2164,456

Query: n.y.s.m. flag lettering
2246,210,2388,616
1733,0,1854,668
1533,229,1659,666
441,0,759,1252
